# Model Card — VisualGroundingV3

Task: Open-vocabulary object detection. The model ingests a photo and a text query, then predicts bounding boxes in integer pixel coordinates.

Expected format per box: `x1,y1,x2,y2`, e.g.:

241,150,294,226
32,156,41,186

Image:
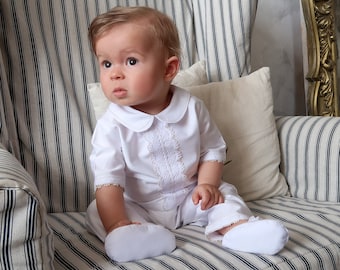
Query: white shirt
90,86,226,211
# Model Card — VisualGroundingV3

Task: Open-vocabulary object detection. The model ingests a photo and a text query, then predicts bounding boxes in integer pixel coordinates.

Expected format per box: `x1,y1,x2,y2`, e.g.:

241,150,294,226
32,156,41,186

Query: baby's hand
192,184,224,210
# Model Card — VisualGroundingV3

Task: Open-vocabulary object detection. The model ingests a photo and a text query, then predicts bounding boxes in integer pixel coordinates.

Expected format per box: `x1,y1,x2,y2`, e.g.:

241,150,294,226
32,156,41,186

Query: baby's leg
86,200,176,262
206,183,288,255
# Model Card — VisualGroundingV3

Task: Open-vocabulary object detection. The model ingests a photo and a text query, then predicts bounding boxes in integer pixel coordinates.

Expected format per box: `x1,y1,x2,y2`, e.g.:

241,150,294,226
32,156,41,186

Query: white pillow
172,60,207,88
187,67,289,201
88,60,208,120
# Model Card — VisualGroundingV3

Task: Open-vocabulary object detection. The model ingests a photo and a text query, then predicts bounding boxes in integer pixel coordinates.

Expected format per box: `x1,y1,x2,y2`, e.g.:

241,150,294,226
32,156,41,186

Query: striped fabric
0,146,54,270
7,0,336,269
0,55,9,151
192,0,258,81
48,196,340,269
0,51,18,156
276,116,340,202
0,0,257,214
1,0,96,213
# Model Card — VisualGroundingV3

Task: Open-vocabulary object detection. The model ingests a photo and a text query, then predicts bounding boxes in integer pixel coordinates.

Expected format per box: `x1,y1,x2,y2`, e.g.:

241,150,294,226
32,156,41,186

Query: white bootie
222,218,289,255
105,223,176,262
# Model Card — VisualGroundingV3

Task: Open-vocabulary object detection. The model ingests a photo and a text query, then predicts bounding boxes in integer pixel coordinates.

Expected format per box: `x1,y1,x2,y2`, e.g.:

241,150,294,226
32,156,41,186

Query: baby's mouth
113,88,127,98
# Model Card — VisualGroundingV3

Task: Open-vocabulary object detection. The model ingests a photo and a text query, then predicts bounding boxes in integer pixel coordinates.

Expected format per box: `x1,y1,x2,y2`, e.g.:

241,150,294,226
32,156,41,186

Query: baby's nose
110,66,124,79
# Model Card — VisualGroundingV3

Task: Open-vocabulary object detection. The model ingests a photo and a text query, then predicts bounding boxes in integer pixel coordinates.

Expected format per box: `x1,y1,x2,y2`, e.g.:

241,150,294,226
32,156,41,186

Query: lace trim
95,183,124,191
202,159,225,164
143,121,186,190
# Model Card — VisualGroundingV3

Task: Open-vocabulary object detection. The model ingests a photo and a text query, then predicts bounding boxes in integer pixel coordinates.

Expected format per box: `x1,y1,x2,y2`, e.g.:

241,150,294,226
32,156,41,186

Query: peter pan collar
107,86,190,132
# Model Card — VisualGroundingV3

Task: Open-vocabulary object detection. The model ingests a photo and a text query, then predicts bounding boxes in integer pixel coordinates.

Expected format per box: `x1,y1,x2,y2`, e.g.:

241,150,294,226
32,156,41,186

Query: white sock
105,223,176,262
222,218,289,255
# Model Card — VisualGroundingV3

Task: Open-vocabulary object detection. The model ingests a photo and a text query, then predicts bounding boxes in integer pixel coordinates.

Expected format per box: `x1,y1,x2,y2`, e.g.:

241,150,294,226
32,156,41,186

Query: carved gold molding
301,0,338,116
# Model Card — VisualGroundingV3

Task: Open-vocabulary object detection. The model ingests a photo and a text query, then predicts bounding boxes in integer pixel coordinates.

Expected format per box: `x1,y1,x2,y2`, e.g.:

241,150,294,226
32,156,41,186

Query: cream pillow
88,60,208,120
187,67,289,201
172,60,207,88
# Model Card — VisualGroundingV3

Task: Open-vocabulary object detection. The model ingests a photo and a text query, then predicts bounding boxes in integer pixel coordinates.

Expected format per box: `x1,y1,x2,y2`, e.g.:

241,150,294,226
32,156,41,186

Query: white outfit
86,86,288,262
90,86,226,211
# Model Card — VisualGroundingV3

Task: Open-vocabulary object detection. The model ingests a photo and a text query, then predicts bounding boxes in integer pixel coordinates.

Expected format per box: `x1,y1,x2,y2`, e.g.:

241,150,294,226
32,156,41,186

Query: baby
86,6,289,262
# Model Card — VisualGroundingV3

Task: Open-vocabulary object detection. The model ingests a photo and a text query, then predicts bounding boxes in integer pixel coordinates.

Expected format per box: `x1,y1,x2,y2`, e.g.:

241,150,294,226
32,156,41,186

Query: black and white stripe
0,0,256,213
277,116,340,202
48,195,340,269
192,0,257,81
0,147,54,269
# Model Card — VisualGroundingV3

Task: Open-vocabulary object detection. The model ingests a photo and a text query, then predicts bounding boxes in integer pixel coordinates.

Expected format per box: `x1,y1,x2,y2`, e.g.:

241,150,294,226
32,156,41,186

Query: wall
251,0,307,115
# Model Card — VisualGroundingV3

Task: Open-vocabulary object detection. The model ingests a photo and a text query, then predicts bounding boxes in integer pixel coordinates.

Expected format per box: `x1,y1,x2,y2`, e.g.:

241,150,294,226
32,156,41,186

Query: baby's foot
222,218,289,255
105,223,176,262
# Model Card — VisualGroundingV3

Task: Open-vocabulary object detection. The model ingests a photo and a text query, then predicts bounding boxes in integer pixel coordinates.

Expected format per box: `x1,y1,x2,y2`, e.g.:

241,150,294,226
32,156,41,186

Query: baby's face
95,22,171,114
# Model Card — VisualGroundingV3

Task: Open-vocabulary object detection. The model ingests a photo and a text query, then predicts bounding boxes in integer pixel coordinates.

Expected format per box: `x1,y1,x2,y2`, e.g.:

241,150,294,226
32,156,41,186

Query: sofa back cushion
0,0,257,212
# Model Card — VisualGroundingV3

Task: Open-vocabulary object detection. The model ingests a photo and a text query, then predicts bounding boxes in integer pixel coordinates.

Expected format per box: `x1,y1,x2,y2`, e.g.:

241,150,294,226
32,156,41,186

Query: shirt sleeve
195,98,227,163
90,116,126,190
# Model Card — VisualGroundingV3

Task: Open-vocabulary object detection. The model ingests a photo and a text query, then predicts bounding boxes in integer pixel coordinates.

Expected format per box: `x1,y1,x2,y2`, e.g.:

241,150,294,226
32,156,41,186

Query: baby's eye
102,61,112,69
126,57,138,66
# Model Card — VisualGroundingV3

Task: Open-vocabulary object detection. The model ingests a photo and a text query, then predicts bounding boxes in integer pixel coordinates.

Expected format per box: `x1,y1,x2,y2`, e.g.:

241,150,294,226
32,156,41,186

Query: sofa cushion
48,196,340,269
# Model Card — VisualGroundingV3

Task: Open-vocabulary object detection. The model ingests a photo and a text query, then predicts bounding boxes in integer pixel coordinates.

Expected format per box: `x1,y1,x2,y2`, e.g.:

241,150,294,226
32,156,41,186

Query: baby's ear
164,56,179,82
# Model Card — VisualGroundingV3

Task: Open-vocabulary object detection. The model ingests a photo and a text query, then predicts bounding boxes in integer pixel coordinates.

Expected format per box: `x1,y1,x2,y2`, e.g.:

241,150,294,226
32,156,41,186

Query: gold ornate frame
301,0,338,116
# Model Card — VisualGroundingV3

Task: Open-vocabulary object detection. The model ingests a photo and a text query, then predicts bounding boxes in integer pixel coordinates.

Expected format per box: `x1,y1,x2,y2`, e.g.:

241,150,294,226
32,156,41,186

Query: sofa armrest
276,116,340,202
0,145,54,269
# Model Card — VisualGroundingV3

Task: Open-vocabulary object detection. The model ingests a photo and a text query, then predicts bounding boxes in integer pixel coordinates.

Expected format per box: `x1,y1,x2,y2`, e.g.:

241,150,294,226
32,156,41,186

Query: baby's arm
96,185,136,234
192,161,224,210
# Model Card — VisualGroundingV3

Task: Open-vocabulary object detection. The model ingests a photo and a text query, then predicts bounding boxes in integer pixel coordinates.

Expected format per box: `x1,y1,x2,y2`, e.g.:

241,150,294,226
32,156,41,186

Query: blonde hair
89,6,181,58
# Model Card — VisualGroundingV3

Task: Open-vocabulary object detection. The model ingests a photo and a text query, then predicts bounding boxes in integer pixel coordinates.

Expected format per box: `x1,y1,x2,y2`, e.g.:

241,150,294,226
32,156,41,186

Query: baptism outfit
86,86,288,262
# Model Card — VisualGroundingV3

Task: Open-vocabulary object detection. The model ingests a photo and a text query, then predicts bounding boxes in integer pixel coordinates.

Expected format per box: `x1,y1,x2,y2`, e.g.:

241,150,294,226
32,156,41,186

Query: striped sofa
1,1,340,269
